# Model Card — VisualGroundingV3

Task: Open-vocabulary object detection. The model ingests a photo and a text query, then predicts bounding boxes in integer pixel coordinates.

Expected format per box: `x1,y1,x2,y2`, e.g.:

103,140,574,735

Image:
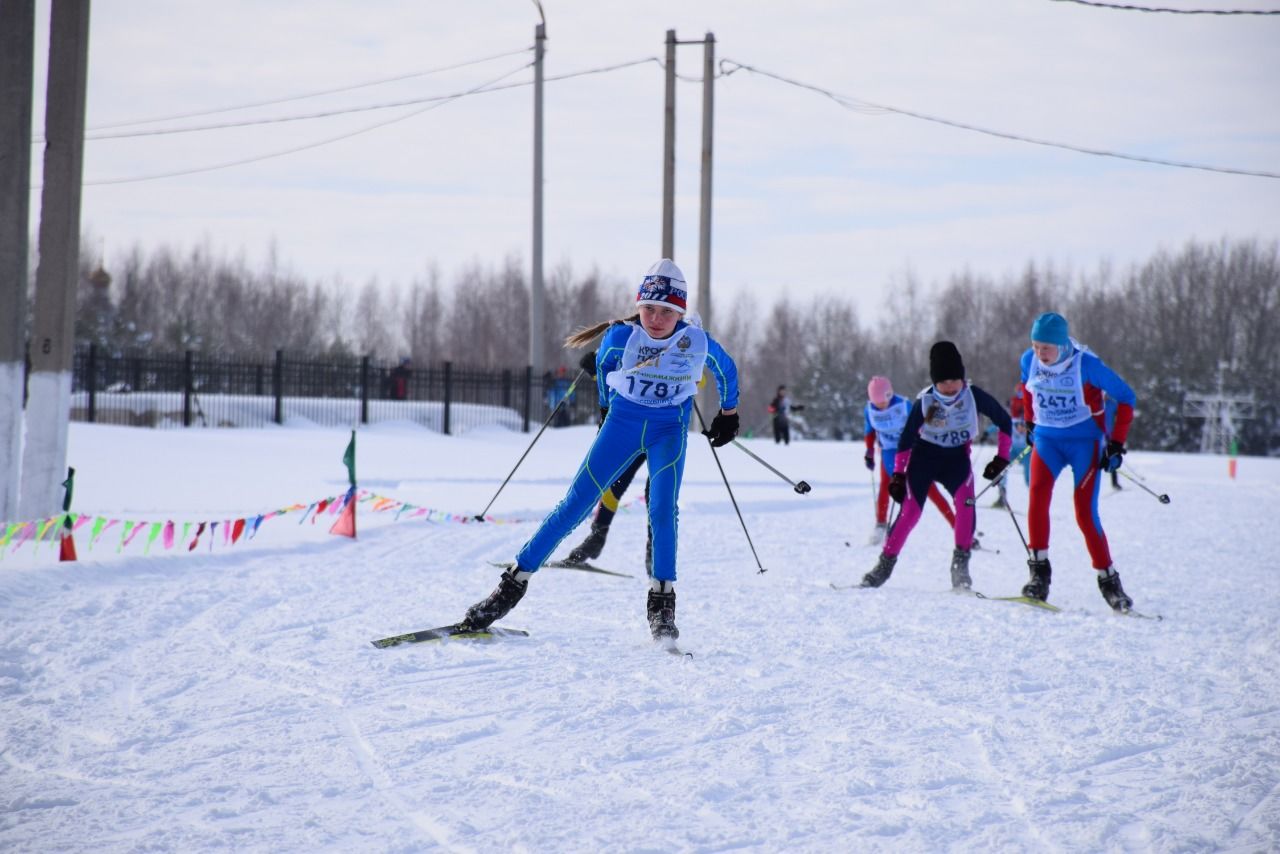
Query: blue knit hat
1030,312,1070,348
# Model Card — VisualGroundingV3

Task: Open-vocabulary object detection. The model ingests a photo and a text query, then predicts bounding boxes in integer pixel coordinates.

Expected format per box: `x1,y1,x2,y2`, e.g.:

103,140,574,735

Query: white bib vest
1025,348,1091,429
866,398,910,450
916,386,980,449
605,324,708,408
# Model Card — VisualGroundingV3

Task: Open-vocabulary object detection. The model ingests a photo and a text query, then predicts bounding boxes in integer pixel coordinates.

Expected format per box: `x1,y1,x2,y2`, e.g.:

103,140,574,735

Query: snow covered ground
2,422,1277,852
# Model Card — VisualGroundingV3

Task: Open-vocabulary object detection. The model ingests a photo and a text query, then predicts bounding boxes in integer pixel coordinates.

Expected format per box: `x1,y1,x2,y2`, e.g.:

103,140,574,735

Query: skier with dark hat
861,341,1013,590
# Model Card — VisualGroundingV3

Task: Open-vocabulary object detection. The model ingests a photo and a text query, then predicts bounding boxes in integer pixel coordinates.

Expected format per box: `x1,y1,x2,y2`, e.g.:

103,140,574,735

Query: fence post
523,365,532,433
360,355,370,425
443,360,453,435
273,349,284,425
86,343,97,423
182,350,194,427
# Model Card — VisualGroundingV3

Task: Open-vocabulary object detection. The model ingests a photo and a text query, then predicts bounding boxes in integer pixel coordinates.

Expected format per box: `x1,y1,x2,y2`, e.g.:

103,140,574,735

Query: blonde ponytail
563,314,639,349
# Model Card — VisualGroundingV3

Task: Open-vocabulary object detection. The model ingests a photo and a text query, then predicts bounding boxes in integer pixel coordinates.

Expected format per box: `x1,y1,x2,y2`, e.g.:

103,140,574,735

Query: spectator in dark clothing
768,385,804,445
388,358,412,400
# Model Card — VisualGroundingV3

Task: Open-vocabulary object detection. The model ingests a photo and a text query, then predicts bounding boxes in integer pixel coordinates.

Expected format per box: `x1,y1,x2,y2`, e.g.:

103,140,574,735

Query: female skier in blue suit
462,259,740,641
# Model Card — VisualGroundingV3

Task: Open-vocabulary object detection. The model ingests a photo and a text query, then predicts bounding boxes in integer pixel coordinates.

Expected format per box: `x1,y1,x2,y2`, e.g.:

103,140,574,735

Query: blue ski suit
515,319,739,582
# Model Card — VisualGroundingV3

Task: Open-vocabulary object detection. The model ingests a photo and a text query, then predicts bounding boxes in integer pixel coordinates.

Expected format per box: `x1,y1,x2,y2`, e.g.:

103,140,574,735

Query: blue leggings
516,401,690,581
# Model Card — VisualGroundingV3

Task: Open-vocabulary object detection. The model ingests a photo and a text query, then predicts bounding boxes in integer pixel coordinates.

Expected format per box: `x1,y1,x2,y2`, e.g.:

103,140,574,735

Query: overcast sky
27,0,1280,320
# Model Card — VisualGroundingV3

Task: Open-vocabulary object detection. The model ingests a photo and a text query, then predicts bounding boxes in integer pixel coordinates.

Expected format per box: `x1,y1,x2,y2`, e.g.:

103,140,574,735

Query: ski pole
1118,468,1171,504
474,368,587,521
965,445,1031,507
1002,494,1031,557
869,469,878,527
885,492,902,537
729,439,811,494
693,401,767,574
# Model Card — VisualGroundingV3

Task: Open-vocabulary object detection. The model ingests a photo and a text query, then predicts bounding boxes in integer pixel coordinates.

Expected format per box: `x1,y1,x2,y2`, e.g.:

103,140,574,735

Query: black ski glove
702,411,739,448
863,452,875,471
1025,422,1036,446
888,472,907,504
578,349,598,378
982,456,1010,481
1101,440,1125,473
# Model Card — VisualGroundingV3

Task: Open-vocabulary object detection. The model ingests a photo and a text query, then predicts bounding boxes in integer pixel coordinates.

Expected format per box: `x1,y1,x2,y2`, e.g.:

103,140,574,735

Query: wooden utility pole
0,0,36,523
20,0,91,519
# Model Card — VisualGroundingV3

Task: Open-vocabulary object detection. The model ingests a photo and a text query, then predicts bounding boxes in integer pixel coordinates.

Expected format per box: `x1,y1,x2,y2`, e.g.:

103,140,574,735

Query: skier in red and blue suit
1018,311,1138,612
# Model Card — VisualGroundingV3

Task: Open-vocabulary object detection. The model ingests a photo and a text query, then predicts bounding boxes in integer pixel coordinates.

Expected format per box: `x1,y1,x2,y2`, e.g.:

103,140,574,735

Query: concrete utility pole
661,29,676,259
529,17,546,374
20,0,91,519
696,33,716,416
0,0,36,523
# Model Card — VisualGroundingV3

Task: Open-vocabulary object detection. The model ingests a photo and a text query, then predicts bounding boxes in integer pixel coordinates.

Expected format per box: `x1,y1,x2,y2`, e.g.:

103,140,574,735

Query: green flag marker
342,431,356,487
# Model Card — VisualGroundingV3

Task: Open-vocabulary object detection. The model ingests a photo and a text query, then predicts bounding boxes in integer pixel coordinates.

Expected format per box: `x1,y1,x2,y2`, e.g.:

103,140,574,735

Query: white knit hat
636,259,688,314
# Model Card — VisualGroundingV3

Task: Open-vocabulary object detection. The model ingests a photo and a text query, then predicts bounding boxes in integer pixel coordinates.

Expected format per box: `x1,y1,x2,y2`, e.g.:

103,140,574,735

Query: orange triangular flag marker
329,489,357,539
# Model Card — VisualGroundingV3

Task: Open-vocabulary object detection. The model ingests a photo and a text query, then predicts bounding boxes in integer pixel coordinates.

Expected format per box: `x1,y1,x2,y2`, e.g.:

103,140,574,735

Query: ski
1119,609,1163,621
489,560,634,578
973,592,1063,612
657,637,693,658
830,581,867,591
370,624,530,648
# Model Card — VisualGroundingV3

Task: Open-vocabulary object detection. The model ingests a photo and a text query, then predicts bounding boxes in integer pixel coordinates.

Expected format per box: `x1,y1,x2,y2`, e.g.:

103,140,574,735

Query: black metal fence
69,345,600,433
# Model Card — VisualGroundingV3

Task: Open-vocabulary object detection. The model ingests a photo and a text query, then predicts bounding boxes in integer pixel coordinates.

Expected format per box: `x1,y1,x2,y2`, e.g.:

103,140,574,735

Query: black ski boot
1097,567,1133,612
950,547,972,590
647,582,679,640
565,523,608,565
463,568,528,629
1022,554,1052,601
861,553,898,588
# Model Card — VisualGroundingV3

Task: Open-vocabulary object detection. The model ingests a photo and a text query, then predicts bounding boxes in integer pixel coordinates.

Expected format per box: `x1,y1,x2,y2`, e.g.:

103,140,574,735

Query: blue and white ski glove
1101,440,1125,473
702,411,739,448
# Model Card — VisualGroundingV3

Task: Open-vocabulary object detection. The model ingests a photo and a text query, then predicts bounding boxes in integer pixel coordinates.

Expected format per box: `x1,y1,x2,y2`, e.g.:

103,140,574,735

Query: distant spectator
388,357,412,400
768,385,804,445
547,366,574,427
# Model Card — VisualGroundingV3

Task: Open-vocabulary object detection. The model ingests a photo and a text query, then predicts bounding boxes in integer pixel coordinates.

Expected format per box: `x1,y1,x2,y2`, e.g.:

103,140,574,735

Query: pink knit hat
867,376,893,406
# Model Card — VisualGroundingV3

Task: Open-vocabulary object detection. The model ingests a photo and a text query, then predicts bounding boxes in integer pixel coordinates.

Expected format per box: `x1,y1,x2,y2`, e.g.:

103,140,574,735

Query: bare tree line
64,236,1278,453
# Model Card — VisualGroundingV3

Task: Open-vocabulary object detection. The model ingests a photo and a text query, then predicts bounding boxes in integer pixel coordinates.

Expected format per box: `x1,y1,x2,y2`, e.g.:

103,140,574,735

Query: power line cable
80,60,534,186
82,46,536,133
720,59,1280,180
76,56,659,186
1048,0,1280,14
81,56,661,141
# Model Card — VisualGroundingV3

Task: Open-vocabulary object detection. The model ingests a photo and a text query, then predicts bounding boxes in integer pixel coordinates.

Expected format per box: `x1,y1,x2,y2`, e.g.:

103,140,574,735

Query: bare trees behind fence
63,236,1280,453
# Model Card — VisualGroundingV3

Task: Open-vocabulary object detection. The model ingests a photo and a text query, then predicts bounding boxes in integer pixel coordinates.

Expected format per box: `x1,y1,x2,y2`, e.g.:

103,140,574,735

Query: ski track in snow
1,424,1278,852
